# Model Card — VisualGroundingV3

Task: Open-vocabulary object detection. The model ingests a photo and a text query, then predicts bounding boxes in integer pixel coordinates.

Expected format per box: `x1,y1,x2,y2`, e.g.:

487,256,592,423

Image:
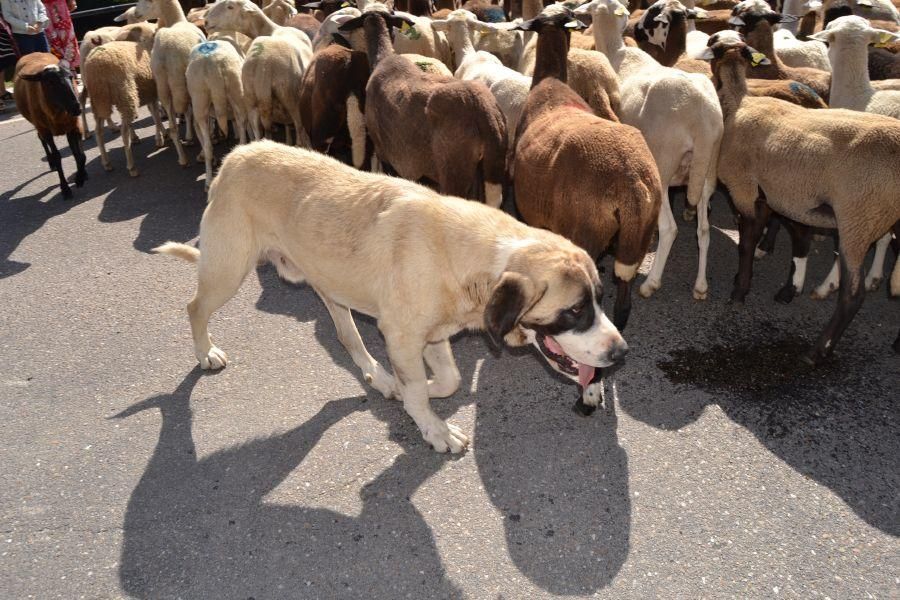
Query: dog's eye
565,304,583,317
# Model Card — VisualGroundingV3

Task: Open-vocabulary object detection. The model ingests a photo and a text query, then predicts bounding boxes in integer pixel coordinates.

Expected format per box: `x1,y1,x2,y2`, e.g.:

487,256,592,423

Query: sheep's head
300,0,357,17
701,32,771,85
729,0,796,34
18,64,81,117
810,14,900,48
574,0,629,32
431,9,514,36
205,0,261,33
634,0,706,50
337,4,416,41
513,4,587,33
132,0,160,20
485,241,628,391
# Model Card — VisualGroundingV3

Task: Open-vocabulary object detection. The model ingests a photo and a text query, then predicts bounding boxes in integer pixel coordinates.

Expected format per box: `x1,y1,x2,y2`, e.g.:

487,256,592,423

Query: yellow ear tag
614,6,628,15
750,52,767,66
874,32,893,48
401,21,410,31
340,1,349,6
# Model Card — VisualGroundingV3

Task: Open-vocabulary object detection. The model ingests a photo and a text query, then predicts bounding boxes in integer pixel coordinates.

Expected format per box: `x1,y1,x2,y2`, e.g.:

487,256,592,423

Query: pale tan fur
154,141,624,453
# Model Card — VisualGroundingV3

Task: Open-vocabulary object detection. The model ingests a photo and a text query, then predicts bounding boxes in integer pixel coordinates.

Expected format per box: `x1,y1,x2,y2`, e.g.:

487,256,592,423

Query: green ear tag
750,52,766,66
401,22,421,39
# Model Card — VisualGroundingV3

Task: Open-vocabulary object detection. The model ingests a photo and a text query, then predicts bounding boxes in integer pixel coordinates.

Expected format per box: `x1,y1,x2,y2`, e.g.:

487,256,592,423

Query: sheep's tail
474,91,508,187
685,124,721,210
153,242,200,263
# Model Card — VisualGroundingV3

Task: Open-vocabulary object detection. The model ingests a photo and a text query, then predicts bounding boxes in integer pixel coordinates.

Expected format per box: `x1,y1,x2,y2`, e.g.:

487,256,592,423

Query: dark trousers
13,32,49,55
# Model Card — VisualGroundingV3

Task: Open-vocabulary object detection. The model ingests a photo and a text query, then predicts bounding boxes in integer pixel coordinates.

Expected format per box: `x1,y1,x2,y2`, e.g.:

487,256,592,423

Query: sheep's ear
430,18,449,31
699,46,715,60
564,18,587,30
511,17,538,30
113,11,128,21
387,14,417,29
338,14,367,30
871,29,900,47
687,8,708,19
742,45,771,66
332,32,352,46
727,14,745,25
808,29,830,43
653,11,669,23
484,273,535,347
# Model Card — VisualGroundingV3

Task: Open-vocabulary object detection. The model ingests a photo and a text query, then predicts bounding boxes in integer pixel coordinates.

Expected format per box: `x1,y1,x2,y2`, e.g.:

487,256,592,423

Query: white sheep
391,11,455,68
204,0,314,145
576,0,725,301
134,0,207,167
432,11,531,147
187,38,248,191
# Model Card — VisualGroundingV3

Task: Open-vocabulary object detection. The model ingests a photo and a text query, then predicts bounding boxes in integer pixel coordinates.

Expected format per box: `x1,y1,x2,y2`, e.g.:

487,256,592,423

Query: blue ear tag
198,41,218,55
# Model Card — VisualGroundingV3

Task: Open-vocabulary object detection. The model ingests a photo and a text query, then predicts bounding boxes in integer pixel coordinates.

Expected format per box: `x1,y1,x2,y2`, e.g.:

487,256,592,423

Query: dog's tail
152,242,200,263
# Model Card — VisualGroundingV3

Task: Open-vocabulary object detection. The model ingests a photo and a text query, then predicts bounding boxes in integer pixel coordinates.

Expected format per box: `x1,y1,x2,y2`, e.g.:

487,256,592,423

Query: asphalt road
1,105,898,599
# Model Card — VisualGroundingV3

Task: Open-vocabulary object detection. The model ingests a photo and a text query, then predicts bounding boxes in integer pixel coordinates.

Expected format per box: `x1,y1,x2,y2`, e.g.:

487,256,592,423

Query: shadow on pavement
114,368,469,598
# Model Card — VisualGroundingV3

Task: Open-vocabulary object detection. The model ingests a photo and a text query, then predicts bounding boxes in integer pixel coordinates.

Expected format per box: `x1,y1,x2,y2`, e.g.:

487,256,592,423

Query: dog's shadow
115,368,470,598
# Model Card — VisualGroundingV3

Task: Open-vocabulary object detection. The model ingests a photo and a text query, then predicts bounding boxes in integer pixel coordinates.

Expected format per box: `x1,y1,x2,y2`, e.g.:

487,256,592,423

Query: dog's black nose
609,340,629,364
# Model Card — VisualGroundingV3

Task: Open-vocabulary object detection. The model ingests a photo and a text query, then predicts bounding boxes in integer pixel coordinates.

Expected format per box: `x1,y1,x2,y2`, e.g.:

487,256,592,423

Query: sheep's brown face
485,244,628,389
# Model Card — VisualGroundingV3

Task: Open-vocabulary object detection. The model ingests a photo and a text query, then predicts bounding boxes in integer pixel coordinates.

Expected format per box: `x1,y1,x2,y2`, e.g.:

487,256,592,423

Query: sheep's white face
205,0,258,33
574,0,630,30
809,14,900,50
133,0,160,20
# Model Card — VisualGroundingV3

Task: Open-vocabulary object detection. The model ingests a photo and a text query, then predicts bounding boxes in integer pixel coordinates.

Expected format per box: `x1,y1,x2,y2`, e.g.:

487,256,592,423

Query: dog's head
485,239,628,389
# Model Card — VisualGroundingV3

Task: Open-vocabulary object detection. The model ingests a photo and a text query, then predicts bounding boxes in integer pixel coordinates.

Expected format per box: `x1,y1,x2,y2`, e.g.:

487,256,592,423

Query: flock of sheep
11,0,900,368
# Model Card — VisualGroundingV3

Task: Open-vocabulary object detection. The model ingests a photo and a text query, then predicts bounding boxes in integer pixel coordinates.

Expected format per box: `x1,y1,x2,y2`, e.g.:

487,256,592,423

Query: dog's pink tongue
544,335,564,356
578,364,596,389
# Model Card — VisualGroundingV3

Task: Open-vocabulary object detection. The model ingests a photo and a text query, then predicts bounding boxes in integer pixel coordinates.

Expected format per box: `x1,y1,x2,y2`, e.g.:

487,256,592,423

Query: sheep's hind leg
41,134,72,199
755,215,781,259
731,201,772,303
94,113,113,172
693,180,714,300
316,290,396,399
639,188,677,298
66,130,87,188
864,233,891,291
774,219,812,304
803,253,865,366
147,102,165,148
121,119,139,177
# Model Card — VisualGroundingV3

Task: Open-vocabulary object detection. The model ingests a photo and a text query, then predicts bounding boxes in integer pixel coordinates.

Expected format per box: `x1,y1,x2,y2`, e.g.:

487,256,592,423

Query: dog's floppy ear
484,272,536,346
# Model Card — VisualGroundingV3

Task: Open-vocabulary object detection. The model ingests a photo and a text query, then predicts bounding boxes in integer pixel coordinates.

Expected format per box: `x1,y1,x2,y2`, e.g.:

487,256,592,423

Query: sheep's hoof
810,286,835,300
102,162,113,172
692,287,708,301
128,168,139,177
683,207,697,222
196,151,205,164
638,281,659,298
865,277,882,292
754,247,768,260
774,285,797,304
729,288,747,304
60,185,73,199
182,138,196,147
75,171,87,187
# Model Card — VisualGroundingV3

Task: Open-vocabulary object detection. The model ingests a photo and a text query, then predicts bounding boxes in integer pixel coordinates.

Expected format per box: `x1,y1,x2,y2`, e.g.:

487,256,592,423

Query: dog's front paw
423,422,469,453
199,346,228,370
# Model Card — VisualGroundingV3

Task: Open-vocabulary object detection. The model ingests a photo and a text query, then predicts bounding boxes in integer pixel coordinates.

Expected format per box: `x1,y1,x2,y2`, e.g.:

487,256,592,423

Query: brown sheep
513,6,662,343
708,35,900,364
14,53,87,199
298,42,371,167
339,4,507,205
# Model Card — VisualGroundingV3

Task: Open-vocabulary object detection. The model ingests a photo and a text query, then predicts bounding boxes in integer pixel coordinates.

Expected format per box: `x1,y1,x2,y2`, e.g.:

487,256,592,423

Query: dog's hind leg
188,243,254,370
423,340,461,398
382,327,469,453
317,291,396,399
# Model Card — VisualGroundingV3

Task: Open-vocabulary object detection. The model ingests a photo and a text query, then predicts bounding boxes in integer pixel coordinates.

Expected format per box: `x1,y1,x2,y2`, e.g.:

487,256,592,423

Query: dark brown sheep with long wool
339,4,508,206
14,53,87,199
